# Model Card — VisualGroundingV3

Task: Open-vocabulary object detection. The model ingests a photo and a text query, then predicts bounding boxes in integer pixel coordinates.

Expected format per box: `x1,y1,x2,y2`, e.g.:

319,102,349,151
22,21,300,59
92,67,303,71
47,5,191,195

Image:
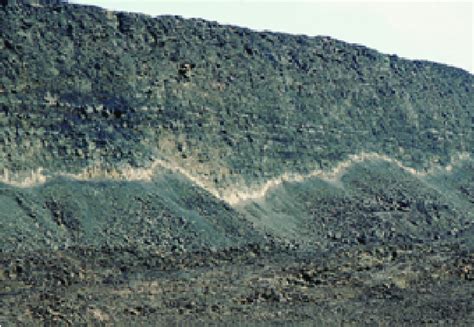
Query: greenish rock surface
0,1,473,325
0,0,472,190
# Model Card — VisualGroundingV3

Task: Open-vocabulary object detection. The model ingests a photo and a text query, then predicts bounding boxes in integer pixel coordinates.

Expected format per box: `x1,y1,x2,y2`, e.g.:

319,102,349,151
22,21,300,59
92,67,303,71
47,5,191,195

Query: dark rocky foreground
2,240,474,325
1,0,473,325
1,161,473,325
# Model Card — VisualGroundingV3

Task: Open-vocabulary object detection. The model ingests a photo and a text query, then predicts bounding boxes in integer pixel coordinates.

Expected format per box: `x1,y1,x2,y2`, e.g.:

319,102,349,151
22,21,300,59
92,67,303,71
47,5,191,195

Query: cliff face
1,0,473,262
1,1,472,193
1,2,474,325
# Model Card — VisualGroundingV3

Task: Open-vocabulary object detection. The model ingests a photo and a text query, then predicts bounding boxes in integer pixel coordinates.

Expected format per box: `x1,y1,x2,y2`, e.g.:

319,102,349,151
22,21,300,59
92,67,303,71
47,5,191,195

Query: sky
70,1,473,73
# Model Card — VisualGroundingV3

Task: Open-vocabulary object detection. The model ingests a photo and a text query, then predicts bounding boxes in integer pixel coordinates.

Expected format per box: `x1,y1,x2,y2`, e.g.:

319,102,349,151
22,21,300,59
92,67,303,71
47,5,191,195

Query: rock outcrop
0,1,473,325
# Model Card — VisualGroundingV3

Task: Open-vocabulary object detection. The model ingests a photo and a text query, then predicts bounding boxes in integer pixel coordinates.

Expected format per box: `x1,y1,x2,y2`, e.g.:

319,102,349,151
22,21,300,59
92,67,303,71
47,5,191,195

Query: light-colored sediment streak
0,159,222,200
220,152,471,205
0,152,471,206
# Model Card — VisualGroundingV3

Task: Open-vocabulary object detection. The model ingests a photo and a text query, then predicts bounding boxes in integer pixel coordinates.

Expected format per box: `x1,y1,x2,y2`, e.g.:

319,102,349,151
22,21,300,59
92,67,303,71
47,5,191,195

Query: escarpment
1,1,472,195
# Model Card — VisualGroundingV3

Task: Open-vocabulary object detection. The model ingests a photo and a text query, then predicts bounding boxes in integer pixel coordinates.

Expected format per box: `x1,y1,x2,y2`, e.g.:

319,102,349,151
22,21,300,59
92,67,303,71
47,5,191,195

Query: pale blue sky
71,1,473,73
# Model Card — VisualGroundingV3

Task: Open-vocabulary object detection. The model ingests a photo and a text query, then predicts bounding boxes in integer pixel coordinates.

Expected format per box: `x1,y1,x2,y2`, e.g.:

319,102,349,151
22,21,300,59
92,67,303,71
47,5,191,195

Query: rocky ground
1,160,473,325
1,240,474,325
1,1,473,325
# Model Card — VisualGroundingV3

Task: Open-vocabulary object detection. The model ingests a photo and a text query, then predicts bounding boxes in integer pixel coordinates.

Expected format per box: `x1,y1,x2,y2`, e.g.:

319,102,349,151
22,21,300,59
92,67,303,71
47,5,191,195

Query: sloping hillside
0,1,473,325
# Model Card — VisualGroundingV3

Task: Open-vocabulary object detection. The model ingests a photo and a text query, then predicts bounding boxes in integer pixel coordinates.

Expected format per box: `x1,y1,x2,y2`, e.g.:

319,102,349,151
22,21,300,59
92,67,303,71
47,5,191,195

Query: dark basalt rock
0,1,473,325
0,0,472,186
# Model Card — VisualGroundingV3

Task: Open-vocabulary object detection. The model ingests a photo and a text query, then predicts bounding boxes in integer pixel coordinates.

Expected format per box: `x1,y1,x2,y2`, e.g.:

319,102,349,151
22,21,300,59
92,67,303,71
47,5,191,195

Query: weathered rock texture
0,1,473,325
1,0,472,191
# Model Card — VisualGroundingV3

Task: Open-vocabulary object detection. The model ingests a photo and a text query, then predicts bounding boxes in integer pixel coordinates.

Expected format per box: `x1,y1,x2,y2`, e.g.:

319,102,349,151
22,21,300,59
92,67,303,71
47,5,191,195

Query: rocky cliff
1,1,473,325
1,0,472,195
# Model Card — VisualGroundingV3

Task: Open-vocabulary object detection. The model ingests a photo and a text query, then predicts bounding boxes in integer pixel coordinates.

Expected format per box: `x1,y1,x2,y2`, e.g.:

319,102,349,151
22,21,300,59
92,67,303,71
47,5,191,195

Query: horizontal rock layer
1,1,472,192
